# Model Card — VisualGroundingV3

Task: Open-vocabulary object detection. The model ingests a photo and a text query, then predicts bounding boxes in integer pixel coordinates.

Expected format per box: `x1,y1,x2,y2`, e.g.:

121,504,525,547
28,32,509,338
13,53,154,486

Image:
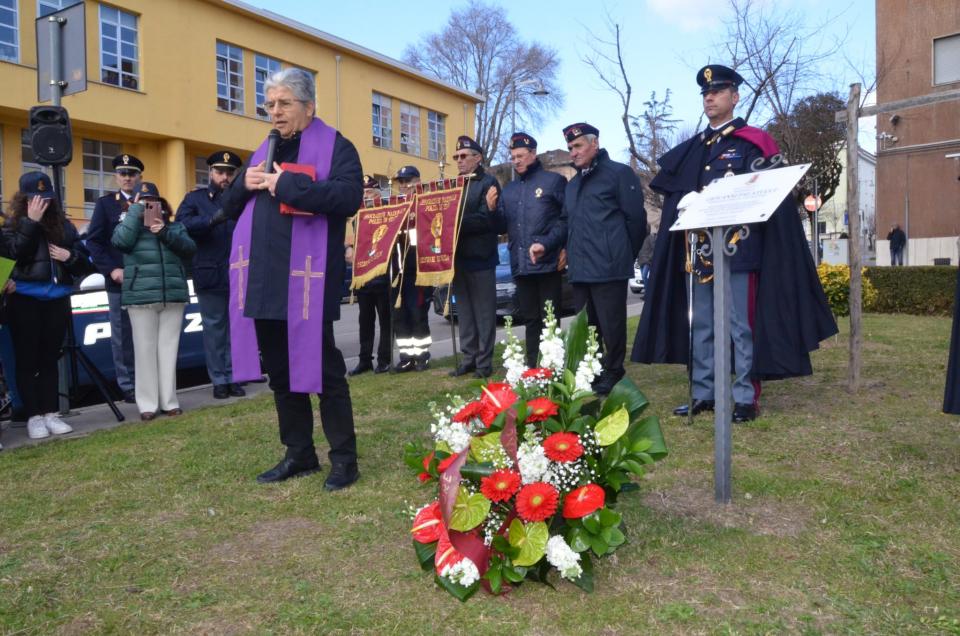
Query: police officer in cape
85,153,145,403
631,64,837,422
175,150,246,399
560,123,646,396
488,132,567,368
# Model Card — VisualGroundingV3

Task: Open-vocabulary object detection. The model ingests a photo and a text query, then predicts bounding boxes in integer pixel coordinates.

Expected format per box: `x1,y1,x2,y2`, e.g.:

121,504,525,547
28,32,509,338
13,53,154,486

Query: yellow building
0,0,480,226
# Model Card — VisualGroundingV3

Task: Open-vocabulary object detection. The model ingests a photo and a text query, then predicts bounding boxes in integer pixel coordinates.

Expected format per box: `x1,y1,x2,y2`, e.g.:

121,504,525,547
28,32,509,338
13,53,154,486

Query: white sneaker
44,413,73,435
27,416,50,439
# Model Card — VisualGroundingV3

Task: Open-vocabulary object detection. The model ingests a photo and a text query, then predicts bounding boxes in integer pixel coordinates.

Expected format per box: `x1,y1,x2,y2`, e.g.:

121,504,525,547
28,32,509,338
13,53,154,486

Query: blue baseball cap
19,171,55,200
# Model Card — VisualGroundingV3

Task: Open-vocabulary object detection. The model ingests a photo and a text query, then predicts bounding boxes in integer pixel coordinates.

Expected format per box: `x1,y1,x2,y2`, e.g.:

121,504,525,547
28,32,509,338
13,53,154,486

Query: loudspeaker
28,105,73,166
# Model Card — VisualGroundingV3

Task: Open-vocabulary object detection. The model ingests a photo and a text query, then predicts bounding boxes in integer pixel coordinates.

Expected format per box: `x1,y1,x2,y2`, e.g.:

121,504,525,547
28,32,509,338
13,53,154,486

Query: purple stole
229,117,336,393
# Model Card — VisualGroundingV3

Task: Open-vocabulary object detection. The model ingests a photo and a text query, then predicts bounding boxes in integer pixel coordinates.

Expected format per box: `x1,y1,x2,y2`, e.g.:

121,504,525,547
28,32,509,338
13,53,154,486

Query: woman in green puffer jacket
111,182,196,421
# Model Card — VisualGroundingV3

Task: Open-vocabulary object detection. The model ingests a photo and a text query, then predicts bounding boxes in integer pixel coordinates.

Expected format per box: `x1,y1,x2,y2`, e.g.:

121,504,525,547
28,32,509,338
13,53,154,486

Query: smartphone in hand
143,201,162,227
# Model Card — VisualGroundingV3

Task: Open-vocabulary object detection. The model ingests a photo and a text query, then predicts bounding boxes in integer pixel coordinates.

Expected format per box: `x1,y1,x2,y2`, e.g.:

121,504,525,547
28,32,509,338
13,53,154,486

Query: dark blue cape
945,268,960,414
631,119,838,380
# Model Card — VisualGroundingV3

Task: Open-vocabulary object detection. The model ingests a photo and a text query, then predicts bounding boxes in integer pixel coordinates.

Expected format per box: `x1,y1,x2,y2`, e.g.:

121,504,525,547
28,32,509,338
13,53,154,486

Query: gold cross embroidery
230,245,250,310
291,255,325,320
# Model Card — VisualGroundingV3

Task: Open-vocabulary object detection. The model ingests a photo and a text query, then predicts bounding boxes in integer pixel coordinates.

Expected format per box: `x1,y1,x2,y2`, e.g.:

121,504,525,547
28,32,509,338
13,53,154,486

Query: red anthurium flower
526,397,559,423
411,501,444,544
480,382,518,419
453,400,485,424
562,483,606,519
480,469,521,502
418,452,457,482
515,482,560,522
521,367,553,380
435,531,465,574
542,432,584,462
437,454,457,473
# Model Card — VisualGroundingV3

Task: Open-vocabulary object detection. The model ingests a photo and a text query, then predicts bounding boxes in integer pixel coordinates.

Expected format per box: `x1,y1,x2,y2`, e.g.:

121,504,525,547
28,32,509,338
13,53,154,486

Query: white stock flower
501,317,527,387
546,535,583,581
441,557,480,587
539,301,565,373
574,326,603,393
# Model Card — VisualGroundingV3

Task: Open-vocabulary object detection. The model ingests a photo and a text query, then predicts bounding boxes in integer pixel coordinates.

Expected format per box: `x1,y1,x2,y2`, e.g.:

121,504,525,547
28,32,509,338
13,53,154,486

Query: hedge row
864,266,957,316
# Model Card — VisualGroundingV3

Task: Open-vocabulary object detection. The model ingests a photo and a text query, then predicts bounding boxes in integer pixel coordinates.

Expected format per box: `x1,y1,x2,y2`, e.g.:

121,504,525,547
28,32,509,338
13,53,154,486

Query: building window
82,138,120,217
399,103,420,156
0,0,18,62
194,156,208,187
372,93,392,149
38,1,81,17
254,54,281,119
217,41,244,113
934,34,960,85
99,5,139,90
427,111,446,161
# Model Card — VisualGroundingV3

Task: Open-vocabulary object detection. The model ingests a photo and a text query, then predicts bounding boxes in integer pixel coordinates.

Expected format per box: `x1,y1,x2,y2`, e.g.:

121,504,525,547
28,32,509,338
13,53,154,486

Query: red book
279,162,316,216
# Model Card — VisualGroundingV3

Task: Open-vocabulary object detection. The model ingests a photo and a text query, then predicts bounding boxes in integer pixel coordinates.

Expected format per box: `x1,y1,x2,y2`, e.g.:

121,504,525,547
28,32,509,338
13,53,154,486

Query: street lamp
510,79,549,179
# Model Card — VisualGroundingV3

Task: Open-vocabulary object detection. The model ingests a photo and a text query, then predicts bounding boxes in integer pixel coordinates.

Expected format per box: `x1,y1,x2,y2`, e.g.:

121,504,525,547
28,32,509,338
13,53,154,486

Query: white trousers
127,303,185,413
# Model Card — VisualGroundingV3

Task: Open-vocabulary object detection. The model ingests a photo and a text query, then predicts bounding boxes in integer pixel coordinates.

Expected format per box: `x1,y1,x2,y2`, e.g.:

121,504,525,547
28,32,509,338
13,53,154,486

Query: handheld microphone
264,129,281,173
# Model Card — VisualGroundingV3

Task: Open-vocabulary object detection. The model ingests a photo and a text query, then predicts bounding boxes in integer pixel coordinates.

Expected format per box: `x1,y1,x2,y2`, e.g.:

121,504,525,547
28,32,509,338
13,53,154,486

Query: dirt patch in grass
208,518,323,566
57,613,102,636
643,481,810,538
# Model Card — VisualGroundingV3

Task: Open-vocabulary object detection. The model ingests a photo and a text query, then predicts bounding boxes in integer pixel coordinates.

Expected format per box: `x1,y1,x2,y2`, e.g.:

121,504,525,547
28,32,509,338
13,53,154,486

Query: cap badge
223,152,230,162
37,180,46,191
704,68,713,82
122,154,130,165
141,184,149,192
571,127,581,137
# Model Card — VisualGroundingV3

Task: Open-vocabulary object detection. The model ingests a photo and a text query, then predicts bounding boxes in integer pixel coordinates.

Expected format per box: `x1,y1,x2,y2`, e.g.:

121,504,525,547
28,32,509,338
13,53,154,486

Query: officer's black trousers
254,319,357,466
356,289,391,366
572,280,627,382
514,272,562,368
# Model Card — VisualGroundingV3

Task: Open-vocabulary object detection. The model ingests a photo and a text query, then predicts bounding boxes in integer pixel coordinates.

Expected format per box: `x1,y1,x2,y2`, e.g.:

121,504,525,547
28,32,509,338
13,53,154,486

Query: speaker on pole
29,105,73,166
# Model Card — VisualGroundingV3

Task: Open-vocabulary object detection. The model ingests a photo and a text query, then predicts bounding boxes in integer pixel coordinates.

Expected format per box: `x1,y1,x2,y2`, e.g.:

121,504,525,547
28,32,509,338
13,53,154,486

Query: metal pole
712,226,733,504
510,81,516,181
687,232,697,427
813,177,820,265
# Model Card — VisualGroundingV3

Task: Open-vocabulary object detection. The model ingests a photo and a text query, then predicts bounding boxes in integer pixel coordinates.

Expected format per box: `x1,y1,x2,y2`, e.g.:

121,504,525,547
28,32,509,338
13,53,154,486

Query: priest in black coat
631,65,837,420
220,68,363,490
944,267,960,415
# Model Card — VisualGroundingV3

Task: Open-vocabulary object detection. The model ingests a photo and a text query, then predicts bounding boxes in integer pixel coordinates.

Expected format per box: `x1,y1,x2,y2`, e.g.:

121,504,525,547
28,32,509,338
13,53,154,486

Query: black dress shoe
324,462,360,491
213,384,230,399
473,368,492,379
374,362,391,374
415,359,429,372
733,403,758,423
348,362,373,377
123,390,137,404
228,383,246,397
673,399,715,416
449,363,476,377
256,457,321,484
392,359,415,373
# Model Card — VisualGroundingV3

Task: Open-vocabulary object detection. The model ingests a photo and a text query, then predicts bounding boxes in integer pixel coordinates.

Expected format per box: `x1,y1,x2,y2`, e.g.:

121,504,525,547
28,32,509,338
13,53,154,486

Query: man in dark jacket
85,154,144,402
561,123,646,395
887,224,906,266
176,151,246,399
490,132,567,367
449,135,506,379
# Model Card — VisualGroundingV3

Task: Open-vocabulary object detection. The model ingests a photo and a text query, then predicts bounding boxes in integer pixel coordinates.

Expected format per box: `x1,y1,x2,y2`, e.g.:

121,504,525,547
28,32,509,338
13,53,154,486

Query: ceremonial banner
415,177,467,287
351,197,412,289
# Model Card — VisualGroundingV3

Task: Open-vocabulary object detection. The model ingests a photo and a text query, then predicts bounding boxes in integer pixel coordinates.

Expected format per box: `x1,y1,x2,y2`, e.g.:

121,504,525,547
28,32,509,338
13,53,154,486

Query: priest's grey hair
264,67,315,105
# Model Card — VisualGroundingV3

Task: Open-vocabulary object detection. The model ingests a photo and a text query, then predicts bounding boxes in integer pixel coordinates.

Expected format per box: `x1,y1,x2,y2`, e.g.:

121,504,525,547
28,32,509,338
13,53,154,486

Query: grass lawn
1,313,958,635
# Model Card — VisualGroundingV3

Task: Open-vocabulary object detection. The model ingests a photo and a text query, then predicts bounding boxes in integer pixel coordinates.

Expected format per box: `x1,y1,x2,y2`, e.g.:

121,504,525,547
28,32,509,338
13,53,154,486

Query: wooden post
846,83,862,392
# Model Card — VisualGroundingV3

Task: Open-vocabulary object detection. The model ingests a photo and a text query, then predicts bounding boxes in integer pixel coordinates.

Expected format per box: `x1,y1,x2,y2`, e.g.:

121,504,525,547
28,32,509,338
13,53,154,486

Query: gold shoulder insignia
720,125,736,137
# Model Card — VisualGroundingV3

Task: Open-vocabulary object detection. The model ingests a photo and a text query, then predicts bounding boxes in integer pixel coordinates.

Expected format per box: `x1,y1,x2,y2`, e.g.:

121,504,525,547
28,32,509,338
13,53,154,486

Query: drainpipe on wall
335,55,342,129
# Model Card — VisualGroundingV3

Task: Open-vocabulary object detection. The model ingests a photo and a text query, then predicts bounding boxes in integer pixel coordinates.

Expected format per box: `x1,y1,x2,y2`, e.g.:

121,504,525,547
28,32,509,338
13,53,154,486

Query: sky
249,0,877,161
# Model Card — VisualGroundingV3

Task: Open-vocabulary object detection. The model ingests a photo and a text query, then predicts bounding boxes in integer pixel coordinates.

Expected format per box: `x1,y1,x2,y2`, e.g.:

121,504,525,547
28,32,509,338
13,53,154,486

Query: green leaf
600,375,649,419
484,563,502,594
448,487,491,532
503,564,527,583
595,406,629,446
581,512,601,535
621,458,646,476
403,442,428,472
434,574,479,602
632,415,668,461
597,507,622,528
606,527,626,547
508,519,549,567
413,540,437,572
571,552,594,593
564,309,590,372
566,527,590,553
630,437,653,453
588,534,609,556
469,432,501,463
459,462,496,480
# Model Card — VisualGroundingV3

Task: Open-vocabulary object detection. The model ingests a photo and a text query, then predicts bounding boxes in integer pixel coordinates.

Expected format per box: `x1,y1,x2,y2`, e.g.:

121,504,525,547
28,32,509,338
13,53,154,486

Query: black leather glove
209,209,228,227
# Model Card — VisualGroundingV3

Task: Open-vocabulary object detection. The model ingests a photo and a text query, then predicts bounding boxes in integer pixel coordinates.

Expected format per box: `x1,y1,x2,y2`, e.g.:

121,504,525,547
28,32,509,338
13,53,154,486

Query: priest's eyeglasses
261,99,308,112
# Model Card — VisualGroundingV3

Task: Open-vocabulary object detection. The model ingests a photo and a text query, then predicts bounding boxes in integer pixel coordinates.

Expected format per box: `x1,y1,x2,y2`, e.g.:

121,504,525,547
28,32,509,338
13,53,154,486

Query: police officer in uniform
349,175,392,376
393,165,433,372
632,65,837,422
175,151,246,399
85,154,144,402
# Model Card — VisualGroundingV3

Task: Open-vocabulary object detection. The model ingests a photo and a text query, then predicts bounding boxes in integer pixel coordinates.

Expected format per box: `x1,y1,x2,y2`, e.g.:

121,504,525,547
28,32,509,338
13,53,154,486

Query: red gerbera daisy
411,501,444,543
521,367,553,380
480,382,518,418
542,432,584,462
515,482,560,522
480,469,522,502
562,483,606,519
453,400,485,424
526,397,559,422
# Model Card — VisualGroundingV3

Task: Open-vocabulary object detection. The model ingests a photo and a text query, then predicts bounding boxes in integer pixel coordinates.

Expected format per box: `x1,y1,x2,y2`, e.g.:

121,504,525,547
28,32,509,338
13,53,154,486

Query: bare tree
402,1,562,163
721,0,847,126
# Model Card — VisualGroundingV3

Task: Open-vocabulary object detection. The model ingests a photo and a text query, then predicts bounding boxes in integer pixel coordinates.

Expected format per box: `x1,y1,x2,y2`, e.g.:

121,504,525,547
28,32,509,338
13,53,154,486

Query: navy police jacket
455,166,506,271
500,160,567,277
562,149,646,284
175,184,235,293
86,191,133,292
